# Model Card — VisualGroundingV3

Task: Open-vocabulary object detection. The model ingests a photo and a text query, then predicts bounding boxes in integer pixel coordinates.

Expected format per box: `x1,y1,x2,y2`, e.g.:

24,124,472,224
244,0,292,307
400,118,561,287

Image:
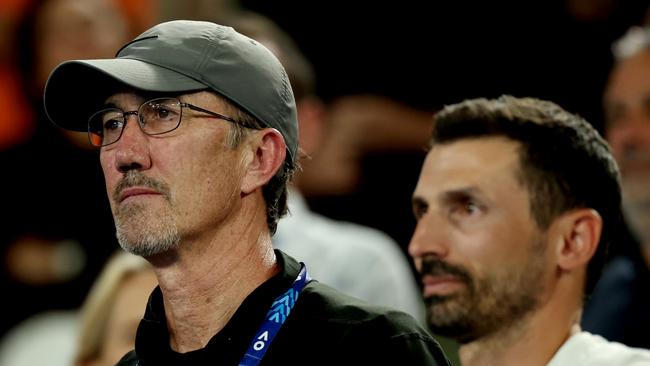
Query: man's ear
241,128,287,194
553,208,602,271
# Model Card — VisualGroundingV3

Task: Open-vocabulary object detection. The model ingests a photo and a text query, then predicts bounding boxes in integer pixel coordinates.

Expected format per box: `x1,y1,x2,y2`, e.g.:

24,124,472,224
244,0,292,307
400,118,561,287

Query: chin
116,225,180,258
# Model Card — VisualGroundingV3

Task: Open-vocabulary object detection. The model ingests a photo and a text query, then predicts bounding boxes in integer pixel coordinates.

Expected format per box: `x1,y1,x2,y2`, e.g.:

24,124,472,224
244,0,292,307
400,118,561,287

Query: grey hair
212,92,297,234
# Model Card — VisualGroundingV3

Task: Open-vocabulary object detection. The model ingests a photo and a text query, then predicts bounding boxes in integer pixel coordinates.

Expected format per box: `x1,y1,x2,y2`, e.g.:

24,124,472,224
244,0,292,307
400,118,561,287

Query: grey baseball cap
43,20,298,162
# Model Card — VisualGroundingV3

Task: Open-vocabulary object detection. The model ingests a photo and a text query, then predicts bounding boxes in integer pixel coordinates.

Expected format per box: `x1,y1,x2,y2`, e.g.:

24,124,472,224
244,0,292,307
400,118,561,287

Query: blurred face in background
604,48,650,247
34,0,128,90
32,0,129,148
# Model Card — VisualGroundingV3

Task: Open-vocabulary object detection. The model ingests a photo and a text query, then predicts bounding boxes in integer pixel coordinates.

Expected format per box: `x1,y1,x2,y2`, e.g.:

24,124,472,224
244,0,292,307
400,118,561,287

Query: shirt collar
134,250,300,364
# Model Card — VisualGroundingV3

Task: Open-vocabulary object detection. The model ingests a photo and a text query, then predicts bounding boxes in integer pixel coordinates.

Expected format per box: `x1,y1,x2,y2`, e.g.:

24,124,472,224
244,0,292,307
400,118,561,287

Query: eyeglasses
88,97,239,147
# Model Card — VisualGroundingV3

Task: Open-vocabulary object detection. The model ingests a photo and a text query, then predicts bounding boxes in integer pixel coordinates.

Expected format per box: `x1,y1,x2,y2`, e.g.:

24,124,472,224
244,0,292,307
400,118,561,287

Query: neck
148,198,279,353
459,281,582,366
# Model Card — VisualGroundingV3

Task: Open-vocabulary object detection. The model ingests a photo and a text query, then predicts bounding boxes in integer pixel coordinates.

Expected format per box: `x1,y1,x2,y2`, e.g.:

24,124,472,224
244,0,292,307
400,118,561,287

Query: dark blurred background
240,0,649,250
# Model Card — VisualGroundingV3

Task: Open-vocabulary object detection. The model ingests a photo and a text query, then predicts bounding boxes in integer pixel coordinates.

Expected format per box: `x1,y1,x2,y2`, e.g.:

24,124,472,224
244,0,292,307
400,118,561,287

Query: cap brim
44,58,208,131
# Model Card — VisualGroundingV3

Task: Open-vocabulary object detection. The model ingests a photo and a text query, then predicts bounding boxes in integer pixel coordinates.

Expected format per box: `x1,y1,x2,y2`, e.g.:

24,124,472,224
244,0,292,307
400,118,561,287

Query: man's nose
408,212,450,262
113,114,152,173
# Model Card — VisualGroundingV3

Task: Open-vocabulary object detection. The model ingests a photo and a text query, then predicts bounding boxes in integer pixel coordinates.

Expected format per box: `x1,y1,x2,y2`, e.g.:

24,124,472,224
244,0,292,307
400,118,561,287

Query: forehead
416,137,523,196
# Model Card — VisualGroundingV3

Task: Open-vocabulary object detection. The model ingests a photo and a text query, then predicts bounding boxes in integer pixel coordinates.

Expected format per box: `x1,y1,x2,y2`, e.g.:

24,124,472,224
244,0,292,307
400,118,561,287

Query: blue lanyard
239,263,310,366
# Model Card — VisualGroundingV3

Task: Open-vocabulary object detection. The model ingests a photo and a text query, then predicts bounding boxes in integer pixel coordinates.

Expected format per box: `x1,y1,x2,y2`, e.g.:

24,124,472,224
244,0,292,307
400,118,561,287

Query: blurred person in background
0,251,155,366
582,25,650,349
0,0,130,338
75,251,156,366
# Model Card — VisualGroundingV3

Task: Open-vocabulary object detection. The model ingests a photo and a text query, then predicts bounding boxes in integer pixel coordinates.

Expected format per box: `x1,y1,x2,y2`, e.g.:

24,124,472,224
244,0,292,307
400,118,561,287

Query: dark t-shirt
117,250,449,365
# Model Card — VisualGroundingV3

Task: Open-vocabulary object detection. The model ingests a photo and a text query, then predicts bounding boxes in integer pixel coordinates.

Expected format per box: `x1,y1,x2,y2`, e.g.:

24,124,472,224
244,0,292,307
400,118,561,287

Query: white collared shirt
274,190,426,323
548,331,650,365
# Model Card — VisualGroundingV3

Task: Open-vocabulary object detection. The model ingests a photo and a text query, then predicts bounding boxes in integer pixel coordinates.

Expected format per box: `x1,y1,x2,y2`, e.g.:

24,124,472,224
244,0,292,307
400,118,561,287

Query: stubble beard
112,171,180,257
114,200,180,257
424,238,546,344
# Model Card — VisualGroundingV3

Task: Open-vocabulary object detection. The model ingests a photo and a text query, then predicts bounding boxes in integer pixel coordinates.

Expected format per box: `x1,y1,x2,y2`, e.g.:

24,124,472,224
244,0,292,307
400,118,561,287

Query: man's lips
118,187,162,203
421,274,465,296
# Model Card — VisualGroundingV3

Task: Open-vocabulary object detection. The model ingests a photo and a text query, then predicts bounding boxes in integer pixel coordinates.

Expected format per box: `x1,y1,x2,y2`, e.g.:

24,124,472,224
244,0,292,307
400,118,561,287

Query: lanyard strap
239,263,310,366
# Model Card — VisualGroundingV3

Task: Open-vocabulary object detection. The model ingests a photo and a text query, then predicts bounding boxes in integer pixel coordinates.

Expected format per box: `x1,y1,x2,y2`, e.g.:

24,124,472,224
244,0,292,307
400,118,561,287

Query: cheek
170,142,243,207
467,226,527,266
192,155,243,198
99,153,119,193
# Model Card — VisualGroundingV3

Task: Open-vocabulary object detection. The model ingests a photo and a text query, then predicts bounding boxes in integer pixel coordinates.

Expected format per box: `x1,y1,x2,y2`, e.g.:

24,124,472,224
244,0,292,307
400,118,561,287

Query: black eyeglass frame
87,97,241,147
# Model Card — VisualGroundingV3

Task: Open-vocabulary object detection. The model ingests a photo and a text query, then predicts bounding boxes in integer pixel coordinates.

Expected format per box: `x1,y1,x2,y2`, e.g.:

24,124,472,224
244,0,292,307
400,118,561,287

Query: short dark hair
431,96,622,294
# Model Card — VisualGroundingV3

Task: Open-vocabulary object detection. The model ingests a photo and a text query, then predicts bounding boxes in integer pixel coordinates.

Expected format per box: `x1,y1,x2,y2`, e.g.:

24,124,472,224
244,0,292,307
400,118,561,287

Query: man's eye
147,105,179,123
156,107,171,119
450,199,482,218
464,201,480,214
103,118,123,131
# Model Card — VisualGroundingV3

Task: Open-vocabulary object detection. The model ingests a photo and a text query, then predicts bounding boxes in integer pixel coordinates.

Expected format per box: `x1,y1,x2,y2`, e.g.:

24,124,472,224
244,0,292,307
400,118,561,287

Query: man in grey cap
44,20,450,365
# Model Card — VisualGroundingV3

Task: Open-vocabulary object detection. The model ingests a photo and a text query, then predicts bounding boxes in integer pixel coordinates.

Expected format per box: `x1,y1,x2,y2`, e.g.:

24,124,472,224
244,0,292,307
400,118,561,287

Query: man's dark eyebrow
412,186,483,215
443,187,479,199
438,186,484,206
